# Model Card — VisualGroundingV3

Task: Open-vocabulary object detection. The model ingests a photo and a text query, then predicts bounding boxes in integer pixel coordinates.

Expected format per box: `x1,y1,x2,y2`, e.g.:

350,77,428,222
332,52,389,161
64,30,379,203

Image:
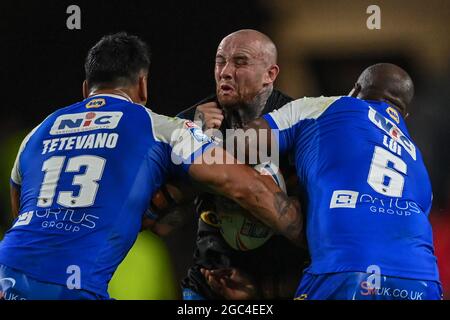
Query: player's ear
264,64,280,85
138,74,148,105
348,83,361,98
82,80,89,99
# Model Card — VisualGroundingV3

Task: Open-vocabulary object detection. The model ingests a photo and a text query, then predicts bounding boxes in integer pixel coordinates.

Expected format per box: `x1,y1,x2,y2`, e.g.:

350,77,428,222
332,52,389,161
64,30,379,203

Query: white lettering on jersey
12,211,34,228
368,107,416,160
42,133,119,154
330,190,360,208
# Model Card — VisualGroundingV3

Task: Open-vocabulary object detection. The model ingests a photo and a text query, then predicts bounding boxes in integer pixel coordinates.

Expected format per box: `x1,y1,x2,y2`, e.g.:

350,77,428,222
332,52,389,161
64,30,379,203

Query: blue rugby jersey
0,94,213,297
263,96,439,282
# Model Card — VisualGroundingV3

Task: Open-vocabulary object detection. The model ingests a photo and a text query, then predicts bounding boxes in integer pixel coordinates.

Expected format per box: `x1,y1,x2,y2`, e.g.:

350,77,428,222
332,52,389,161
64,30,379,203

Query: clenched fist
194,101,224,130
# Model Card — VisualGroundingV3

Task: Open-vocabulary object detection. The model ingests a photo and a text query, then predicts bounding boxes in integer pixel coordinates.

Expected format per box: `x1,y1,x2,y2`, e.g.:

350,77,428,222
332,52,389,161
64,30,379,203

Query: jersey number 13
37,155,106,208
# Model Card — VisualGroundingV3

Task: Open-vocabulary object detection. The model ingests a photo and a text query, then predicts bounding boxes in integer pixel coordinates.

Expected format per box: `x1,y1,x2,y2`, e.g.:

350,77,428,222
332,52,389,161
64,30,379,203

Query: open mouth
220,84,234,93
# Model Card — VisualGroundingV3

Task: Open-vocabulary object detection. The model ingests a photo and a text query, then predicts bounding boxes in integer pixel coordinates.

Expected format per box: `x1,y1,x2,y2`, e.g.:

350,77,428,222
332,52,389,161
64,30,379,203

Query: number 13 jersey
0,94,212,297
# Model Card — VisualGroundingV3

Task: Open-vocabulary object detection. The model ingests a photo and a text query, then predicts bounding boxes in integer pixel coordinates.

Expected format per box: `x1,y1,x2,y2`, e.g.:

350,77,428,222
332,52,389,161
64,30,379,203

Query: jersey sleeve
262,96,342,153
147,110,216,173
10,125,42,188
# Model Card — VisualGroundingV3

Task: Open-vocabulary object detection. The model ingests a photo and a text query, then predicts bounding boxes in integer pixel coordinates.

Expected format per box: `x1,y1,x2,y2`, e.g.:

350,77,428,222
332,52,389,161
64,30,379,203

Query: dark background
0,0,269,124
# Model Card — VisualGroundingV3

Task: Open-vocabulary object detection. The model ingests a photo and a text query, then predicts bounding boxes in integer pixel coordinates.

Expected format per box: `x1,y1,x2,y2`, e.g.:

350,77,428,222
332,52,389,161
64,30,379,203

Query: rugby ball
218,162,287,251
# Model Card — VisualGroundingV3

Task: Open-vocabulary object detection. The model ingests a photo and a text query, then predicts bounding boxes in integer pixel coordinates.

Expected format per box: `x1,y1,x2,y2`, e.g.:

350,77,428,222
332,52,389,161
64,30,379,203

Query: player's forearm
236,174,303,245
189,147,303,243
204,164,302,244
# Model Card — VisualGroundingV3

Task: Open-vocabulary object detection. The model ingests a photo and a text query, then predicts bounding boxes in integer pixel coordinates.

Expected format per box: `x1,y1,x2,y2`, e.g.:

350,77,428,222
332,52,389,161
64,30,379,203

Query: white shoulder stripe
11,118,50,185
139,105,161,143
269,96,342,130
139,105,184,145
139,105,211,162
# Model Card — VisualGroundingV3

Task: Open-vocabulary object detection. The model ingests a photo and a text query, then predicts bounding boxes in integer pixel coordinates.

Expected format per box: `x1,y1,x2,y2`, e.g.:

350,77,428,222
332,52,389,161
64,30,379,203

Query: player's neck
224,87,272,129
88,88,134,103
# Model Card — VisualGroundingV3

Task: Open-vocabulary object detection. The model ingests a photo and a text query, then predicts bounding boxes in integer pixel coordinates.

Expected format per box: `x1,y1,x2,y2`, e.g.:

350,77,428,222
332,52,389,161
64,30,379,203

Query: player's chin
217,94,239,108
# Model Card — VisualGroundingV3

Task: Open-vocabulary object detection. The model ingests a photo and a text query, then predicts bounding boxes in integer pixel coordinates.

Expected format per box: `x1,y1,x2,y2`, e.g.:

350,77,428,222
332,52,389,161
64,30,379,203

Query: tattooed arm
188,146,303,245
272,192,303,244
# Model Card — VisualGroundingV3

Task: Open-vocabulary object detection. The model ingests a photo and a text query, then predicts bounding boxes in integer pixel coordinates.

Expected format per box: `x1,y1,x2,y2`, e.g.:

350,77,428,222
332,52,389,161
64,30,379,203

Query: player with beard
151,29,310,300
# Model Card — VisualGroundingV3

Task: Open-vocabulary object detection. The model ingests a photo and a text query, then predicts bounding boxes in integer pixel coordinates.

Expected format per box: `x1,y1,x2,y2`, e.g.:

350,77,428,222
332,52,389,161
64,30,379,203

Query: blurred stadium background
0,0,448,299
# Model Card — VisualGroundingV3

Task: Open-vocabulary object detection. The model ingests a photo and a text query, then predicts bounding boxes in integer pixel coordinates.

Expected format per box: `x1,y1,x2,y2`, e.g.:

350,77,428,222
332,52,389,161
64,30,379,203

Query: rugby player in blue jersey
0,32,302,300
214,63,442,300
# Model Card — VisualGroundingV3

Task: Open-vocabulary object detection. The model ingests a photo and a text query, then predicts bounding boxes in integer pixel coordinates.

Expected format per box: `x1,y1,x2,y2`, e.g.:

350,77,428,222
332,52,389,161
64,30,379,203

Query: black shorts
181,218,310,299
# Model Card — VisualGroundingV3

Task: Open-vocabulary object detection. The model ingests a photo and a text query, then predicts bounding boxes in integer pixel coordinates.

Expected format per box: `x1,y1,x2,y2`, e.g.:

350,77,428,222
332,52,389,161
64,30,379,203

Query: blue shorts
295,271,443,300
0,264,104,300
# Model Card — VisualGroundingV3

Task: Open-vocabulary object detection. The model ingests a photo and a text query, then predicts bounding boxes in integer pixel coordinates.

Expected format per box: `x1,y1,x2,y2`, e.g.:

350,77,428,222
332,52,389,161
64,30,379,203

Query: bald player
150,29,308,300
219,63,442,300
196,29,280,129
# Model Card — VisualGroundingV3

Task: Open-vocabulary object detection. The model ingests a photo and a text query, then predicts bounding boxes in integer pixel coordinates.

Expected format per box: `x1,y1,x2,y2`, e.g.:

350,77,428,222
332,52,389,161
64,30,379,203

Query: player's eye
215,57,226,65
234,58,248,66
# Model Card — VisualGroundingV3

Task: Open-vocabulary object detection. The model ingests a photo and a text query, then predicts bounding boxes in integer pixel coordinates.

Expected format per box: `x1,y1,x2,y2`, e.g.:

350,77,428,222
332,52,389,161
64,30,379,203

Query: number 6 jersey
0,94,213,298
263,96,439,282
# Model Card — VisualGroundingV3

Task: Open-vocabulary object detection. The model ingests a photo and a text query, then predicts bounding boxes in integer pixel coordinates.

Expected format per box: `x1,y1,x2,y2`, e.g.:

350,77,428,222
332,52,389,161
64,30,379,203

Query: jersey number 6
367,146,407,198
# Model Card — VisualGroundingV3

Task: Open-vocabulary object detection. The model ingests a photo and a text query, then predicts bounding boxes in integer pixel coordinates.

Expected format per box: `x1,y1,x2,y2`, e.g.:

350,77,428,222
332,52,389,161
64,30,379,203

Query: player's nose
219,62,234,80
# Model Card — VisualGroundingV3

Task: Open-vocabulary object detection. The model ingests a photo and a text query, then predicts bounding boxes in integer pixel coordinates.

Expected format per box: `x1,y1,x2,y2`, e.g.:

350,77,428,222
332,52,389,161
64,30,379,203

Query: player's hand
141,216,156,231
140,217,175,236
194,102,224,130
201,267,260,300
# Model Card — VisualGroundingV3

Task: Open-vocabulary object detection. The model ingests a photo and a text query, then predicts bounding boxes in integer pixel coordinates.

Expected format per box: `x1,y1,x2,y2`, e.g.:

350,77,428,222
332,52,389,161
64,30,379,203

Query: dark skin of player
349,63,414,117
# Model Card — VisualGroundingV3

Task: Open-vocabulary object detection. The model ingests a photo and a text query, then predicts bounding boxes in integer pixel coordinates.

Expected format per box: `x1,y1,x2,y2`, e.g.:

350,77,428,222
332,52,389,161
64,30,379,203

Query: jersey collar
87,93,133,103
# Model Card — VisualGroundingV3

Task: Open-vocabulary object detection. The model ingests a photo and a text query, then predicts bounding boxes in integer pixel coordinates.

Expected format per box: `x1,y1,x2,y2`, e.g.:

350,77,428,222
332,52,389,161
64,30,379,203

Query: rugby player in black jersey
150,29,309,299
